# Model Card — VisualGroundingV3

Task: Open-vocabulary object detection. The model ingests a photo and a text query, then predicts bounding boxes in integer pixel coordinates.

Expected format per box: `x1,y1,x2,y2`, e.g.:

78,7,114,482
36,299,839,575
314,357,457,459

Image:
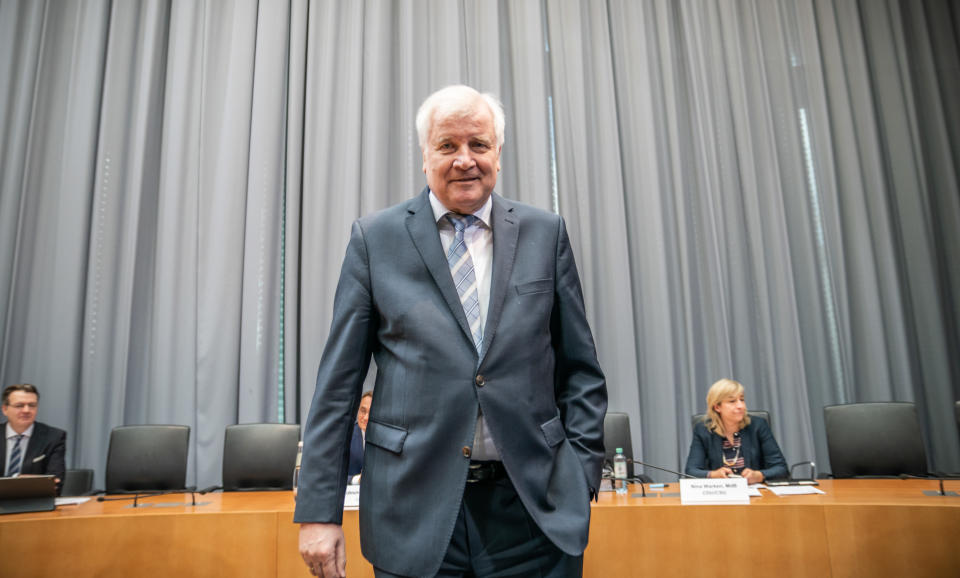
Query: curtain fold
545,0,645,456
1,0,112,481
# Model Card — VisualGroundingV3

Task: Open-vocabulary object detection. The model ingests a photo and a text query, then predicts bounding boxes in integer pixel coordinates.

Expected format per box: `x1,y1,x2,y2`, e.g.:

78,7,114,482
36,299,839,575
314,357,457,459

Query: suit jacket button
475,375,485,387
462,446,471,458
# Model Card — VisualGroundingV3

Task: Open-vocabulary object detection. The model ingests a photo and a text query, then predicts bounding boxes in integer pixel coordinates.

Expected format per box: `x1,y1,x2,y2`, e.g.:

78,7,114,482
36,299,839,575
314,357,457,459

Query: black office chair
824,402,928,478
955,401,959,445
220,423,300,491
691,410,772,430
104,425,190,493
603,412,651,482
61,468,94,496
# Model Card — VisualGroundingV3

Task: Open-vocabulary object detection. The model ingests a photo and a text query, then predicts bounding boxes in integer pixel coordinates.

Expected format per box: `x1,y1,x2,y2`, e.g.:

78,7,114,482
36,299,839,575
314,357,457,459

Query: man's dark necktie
7,434,24,476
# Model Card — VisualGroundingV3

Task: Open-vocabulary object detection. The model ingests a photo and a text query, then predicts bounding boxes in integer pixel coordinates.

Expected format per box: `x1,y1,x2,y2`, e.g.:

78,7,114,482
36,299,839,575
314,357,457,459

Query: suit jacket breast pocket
516,279,553,296
365,420,408,454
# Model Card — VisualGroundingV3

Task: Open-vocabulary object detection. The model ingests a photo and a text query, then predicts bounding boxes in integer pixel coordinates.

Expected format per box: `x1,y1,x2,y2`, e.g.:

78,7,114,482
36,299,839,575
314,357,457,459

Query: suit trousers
374,474,583,578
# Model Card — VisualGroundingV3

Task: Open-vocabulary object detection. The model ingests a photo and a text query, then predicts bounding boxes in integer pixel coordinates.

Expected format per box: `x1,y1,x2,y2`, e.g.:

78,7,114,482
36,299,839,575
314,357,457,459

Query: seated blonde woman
684,378,787,484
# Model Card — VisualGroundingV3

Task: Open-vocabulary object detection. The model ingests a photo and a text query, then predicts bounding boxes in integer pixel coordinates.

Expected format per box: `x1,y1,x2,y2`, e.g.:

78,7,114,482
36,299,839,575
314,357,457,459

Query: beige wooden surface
1,480,957,577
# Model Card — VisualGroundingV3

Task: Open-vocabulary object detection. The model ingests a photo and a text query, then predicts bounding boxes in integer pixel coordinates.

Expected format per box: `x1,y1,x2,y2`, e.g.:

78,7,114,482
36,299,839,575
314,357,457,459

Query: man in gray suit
296,85,607,578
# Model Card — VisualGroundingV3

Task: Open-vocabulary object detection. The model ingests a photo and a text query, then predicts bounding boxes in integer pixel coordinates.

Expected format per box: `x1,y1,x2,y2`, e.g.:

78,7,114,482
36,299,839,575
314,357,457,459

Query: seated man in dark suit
2,383,67,495
347,391,373,484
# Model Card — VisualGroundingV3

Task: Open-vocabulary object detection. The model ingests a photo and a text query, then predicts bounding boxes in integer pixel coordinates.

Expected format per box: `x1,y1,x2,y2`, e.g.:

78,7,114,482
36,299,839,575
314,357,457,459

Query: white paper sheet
344,484,360,509
765,485,825,496
55,497,91,506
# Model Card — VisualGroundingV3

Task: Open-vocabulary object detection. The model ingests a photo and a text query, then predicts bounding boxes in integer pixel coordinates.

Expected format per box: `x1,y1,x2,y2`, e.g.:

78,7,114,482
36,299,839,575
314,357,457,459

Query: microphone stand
96,488,199,507
602,462,647,497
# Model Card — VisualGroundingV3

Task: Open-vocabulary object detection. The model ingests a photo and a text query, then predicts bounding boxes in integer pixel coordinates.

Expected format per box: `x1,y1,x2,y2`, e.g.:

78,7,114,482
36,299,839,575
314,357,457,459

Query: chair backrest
105,425,190,493
61,468,94,496
955,401,960,442
222,423,301,491
691,410,772,431
603,412,633,465
824,402,928,477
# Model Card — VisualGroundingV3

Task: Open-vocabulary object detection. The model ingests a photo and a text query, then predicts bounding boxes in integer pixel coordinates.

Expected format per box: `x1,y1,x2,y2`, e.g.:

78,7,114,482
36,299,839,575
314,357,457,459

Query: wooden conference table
1,479,957,577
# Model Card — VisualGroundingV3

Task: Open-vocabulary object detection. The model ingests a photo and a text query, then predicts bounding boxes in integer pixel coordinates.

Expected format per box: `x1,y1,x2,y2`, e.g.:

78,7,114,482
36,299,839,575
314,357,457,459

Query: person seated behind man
684,378,787,484
347,391,372,484
2,383,67,495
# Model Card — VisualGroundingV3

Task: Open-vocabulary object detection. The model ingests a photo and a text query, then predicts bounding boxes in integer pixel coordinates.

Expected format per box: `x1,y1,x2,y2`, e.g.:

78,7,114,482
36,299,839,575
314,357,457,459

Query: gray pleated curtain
1,0,957,489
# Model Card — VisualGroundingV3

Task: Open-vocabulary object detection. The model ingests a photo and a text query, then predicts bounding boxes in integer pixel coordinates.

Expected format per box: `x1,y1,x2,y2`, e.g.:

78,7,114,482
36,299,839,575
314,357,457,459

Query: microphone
897,473,960,497
96,494,137,502
95,488,198,506
96,492,149,505
603,459,694,498
630,459,696,480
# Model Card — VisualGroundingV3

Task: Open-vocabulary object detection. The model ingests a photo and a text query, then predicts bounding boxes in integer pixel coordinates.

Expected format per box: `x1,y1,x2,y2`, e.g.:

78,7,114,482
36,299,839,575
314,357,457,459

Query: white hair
415,85,505,150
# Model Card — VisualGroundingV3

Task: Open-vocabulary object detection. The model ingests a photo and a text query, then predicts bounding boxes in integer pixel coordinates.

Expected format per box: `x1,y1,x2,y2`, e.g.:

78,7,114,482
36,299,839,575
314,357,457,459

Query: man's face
2,391,38,434
422,99,501,215
357,396,372,431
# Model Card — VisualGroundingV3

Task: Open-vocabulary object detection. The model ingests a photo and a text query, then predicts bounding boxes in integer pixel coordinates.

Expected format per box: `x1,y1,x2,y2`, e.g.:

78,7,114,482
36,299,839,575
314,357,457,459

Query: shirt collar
428,190,493,229
6,422,34,440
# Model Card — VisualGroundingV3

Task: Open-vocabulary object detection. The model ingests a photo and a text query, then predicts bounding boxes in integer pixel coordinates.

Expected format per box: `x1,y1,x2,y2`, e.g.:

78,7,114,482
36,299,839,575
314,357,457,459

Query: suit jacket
294,189,607,576
684,417,788,481
2,421,67,495
347,422,364,477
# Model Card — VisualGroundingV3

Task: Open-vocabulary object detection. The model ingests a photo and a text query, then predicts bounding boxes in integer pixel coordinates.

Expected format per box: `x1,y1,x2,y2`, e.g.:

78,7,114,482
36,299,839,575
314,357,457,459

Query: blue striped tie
446,214,483,352
8,435,24,476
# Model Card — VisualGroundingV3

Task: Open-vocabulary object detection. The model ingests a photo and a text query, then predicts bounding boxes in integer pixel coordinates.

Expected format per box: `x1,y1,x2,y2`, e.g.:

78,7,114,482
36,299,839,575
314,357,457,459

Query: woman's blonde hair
703,378,750,435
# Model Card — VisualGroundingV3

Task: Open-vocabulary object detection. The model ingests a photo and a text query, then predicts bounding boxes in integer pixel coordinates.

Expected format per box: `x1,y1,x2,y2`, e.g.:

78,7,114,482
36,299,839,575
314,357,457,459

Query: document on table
746,484,763,497
765,485,825,496
55,497,91,506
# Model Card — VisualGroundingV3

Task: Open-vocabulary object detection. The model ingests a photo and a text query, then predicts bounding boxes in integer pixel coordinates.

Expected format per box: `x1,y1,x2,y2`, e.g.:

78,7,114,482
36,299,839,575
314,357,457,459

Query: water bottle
293,441,303,499
613,447,628,495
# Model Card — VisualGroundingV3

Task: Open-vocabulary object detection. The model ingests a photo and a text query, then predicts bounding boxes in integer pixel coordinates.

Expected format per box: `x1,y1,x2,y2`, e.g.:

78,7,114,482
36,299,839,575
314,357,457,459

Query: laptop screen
0,475,57,514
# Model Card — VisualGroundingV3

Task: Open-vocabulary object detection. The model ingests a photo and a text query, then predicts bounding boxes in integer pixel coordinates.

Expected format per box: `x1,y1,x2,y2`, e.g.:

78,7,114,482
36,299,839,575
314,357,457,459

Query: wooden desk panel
586,503,833,577
2,509,278,577
585,479,960,578
1,480,957,578
824,504,960,577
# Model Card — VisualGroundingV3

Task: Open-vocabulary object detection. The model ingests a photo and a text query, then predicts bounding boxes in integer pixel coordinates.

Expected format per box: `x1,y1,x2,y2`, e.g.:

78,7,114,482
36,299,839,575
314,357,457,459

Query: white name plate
680,477,750,505
344,484,360,509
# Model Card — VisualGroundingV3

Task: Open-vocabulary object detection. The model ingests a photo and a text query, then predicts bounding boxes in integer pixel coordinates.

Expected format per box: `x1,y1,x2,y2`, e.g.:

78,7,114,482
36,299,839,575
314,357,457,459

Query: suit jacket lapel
711,433,723,467
406,189,476,349
481,194,518,361
22,425,40,472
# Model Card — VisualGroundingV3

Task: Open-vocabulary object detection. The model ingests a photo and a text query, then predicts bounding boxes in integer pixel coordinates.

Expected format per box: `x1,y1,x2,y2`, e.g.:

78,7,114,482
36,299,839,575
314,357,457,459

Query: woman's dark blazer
684,417,788,480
